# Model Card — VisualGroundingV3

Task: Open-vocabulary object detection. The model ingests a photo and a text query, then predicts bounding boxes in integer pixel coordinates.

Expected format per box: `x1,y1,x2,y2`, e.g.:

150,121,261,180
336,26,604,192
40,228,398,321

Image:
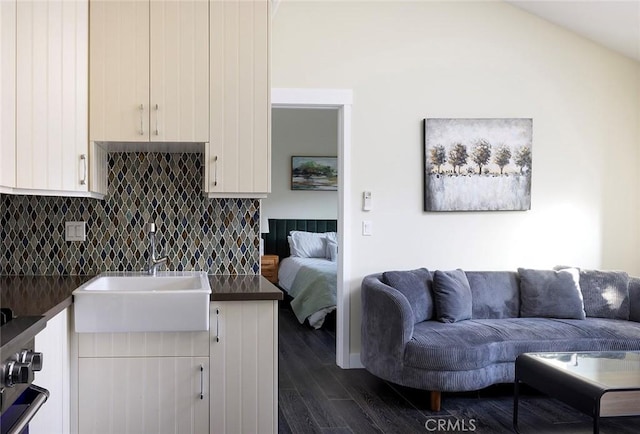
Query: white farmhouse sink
73,272,211,333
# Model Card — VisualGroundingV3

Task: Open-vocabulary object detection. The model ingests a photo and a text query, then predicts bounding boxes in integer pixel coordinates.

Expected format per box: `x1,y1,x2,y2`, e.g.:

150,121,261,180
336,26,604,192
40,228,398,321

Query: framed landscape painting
291,156,338,191
423,118,533,211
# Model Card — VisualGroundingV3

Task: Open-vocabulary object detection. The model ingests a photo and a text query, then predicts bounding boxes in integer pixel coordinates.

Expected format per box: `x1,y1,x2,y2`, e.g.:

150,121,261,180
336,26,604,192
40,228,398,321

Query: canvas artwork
291,156,338,191
423,118,533,211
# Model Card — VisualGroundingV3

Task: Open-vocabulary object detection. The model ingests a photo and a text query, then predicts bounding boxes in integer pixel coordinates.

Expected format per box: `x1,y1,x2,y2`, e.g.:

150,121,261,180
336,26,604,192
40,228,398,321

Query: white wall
272,1,640,354
262,108,338,220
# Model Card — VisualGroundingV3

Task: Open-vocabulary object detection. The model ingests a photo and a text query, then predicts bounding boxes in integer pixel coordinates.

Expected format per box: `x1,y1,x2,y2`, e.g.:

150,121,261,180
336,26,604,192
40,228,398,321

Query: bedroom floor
277,305,640,434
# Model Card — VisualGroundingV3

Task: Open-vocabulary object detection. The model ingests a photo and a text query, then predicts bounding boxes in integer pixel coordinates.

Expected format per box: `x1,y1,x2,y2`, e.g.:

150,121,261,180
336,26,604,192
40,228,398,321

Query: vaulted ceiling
272,1,640,63
506,1,640,62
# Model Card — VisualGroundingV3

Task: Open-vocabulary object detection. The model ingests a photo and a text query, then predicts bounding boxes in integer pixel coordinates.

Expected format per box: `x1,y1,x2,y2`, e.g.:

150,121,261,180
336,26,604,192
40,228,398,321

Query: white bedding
278,256,337,329
278,257,334,291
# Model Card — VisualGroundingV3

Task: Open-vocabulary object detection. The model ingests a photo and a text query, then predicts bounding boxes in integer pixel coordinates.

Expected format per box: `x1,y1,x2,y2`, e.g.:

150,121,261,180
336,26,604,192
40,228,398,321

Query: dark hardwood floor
278,305,640,434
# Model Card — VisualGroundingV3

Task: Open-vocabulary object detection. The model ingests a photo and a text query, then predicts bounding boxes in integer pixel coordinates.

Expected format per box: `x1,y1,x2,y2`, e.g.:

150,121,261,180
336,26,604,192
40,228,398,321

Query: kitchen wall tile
0,153,260,275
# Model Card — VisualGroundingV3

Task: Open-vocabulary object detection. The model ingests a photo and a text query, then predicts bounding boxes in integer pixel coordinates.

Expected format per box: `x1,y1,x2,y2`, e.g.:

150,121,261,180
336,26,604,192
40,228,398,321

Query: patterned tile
0,153,260,275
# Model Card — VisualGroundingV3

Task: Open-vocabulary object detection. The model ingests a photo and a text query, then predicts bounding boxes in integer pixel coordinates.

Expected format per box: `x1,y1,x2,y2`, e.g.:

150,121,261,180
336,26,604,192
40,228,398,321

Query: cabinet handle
154,104,159,136
139,104,144,135
80,154,87,185
213,156,218,187
215,308,220,342
199,364,204,400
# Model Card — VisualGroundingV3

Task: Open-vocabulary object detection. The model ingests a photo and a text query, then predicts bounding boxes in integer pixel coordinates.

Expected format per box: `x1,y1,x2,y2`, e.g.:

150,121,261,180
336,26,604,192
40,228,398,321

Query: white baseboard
348,353,364,369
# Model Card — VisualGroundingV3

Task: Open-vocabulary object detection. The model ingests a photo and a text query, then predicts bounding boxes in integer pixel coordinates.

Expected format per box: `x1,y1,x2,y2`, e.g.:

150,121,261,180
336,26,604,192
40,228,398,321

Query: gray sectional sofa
360,267,640,411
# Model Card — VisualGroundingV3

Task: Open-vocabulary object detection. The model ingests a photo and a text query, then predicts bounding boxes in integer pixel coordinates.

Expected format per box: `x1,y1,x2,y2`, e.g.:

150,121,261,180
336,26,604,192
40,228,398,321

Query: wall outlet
65,221,86,242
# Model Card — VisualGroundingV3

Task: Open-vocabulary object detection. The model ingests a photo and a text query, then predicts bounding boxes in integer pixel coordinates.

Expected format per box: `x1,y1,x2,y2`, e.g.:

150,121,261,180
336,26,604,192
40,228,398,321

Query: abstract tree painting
423,118,533,211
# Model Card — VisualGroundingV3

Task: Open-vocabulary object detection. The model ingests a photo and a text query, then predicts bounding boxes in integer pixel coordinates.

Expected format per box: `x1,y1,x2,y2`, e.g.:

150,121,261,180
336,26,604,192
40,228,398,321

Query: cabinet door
0,0,16,190
16,0,89,191
78,357,209,434
207,0,270,196
89,0,149,142
211,301,278,434
150,0,209,142
30,308,71,434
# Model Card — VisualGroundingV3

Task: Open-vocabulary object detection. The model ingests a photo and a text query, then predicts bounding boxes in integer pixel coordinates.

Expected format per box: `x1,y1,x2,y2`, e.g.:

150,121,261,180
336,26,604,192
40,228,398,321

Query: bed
262,219,337,329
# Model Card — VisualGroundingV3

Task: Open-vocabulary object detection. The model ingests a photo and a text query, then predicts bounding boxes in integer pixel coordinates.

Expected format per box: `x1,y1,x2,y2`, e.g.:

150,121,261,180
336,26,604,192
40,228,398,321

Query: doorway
271,88,352,368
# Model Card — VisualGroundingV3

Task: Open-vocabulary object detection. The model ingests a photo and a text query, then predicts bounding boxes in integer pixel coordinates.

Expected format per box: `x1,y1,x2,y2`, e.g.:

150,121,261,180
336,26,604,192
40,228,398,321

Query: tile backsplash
1,153,260,275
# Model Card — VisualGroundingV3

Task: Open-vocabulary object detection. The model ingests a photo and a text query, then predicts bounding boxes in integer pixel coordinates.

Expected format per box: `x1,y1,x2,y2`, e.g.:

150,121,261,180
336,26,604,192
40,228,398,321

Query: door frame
271,88,353,368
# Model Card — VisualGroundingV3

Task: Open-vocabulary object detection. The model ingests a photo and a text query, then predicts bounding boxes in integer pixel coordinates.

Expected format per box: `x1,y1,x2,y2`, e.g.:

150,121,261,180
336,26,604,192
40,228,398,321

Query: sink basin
73,272,211,333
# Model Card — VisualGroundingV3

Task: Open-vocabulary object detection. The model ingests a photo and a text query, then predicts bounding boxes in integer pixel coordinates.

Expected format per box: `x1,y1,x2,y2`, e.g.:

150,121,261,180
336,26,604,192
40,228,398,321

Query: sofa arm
361,274,414,374
629,277,640,322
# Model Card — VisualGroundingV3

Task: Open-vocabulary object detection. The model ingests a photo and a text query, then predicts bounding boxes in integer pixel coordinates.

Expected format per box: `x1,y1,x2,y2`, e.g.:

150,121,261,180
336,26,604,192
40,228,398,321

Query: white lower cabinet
76,331,210,434
74,300,278,434
210,300,278,434
78,357,209,434
30,308,72,434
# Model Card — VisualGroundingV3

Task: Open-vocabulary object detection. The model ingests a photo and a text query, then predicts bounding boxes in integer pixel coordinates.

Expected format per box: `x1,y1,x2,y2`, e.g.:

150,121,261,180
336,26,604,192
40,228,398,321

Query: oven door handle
6,384,49,434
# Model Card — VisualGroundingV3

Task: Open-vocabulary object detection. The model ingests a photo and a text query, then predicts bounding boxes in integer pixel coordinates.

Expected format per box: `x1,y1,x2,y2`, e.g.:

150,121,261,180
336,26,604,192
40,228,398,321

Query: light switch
362,220,373,236
65,221,86,242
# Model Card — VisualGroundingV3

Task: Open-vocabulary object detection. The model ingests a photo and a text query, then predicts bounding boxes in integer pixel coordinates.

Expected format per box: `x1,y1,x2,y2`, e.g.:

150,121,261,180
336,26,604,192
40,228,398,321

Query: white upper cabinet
89,0,209,143
150,0,209,142
15,0,91,193
205,0,271,197
89,0,149,143
0,0,16,190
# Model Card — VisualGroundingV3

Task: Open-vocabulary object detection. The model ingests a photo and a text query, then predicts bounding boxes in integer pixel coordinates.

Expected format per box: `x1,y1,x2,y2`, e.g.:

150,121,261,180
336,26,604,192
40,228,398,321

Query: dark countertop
208,275,283,301
0,274,282,355
0,275,93,320
0,275,93,356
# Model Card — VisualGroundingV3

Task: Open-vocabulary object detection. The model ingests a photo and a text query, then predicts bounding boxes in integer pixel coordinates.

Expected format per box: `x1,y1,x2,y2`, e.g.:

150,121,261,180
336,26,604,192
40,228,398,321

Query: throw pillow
518,268,586,319
554,266,630,320
382,268,434,323
432,269,473,323
580,269,630,320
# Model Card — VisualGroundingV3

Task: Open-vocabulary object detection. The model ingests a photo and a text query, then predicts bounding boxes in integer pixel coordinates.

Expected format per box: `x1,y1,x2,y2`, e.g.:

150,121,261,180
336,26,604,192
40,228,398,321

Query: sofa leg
430,391,441,411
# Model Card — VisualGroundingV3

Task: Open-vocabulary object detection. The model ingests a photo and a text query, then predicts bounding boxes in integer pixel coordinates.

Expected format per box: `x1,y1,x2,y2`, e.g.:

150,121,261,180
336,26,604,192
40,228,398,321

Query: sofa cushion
466,271,520,319
433,269,472,323
518,268,585,319
404,318,640,371
382,268,433,323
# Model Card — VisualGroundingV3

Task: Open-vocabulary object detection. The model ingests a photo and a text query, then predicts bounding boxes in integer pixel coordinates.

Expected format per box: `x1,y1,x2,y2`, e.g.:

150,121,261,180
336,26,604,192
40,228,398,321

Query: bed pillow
289,231,327,258
518,268,586,319
382,268,433,323
326,239,338,262
325,232,338,259
432,269,472,323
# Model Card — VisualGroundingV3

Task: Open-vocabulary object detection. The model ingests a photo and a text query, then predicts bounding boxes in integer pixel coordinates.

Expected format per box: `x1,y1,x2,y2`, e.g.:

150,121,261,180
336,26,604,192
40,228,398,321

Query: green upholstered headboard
262,219,337,260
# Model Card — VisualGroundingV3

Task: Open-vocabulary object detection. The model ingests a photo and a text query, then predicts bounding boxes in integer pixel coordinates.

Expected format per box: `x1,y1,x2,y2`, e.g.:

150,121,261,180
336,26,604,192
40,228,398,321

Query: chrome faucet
145,222,168,276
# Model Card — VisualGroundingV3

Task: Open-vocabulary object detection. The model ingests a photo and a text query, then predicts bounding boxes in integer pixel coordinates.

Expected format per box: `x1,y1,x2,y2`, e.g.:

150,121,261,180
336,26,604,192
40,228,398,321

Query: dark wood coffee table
514,351,640,434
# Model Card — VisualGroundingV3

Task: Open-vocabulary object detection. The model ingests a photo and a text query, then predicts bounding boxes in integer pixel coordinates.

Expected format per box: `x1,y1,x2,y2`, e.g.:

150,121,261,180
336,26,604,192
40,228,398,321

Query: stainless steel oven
0,309,47,434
